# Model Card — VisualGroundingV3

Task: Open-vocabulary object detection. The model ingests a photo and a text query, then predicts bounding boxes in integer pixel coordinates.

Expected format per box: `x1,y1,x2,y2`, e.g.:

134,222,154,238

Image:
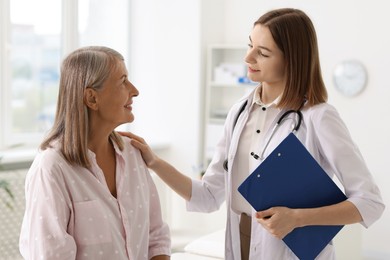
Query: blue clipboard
238,133,347,260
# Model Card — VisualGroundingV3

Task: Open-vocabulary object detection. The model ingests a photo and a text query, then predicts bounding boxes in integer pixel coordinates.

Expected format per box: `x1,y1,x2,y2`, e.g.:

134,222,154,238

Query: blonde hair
255,8,327,110
41,46,124,168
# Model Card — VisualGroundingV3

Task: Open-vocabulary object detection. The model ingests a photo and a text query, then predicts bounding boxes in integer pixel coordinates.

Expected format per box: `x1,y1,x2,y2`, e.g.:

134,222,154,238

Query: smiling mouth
248,67,260,73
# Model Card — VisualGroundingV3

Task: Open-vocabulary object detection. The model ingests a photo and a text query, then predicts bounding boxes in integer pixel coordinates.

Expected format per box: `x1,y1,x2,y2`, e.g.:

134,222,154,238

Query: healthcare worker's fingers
255,207,297,239
117,131,157,167
256,209,272,219
118,131,146,144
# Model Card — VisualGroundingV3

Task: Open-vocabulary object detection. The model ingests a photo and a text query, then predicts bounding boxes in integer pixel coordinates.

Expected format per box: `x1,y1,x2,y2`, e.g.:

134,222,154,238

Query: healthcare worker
125,8,385,260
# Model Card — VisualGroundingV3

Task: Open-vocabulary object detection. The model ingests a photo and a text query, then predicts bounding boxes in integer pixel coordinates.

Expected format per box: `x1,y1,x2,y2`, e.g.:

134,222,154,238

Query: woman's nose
128,81,139,97
244,49,256,64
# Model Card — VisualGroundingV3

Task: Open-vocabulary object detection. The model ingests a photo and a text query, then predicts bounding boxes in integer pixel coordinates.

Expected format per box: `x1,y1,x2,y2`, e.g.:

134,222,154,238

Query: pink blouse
19,137,170,259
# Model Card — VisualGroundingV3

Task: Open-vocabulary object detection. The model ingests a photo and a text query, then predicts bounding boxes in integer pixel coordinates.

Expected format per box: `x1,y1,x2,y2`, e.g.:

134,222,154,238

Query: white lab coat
187,88,385,260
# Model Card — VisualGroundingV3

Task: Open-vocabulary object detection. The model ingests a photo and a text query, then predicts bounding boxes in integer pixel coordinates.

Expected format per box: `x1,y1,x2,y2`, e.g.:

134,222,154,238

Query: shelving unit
203,45,256,165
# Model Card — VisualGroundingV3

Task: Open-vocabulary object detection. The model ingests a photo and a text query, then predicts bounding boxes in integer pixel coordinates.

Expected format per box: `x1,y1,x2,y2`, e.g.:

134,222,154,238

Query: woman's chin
247,75,260,83
124,115,135,124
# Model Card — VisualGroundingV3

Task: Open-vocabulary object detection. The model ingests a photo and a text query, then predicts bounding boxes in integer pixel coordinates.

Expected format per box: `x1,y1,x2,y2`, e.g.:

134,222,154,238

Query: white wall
129,0,202,171
129,0,228,235
130,0,390,257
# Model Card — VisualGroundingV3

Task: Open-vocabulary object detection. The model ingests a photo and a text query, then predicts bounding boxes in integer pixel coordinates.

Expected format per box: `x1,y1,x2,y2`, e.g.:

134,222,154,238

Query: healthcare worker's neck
261,82,285,105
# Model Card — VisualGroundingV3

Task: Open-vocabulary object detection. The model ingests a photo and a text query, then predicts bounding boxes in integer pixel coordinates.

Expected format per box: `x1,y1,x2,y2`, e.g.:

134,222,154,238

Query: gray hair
41,46,125,168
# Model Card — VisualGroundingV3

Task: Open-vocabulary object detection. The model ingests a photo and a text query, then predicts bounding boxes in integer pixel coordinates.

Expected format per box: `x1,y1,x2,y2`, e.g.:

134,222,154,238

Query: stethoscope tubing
259,109,303,160
223,105,303,171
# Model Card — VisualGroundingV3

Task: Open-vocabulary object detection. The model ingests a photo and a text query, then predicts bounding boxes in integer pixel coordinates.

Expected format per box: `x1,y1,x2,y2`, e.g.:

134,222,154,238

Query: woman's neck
260,82,284,104
88,127,112,155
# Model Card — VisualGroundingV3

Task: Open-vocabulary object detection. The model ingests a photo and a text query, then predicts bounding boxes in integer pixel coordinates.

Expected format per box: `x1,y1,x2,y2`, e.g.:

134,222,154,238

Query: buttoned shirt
232,86,281,215
19,136,170,260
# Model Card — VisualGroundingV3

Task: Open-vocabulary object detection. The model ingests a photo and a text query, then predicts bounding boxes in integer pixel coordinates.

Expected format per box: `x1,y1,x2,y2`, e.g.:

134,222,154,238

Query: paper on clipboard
238,133,347,260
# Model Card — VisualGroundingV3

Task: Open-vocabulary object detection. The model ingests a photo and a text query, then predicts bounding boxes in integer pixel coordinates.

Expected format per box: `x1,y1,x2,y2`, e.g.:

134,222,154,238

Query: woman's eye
258,51,269,58
122,77,128,85
249,44,269,57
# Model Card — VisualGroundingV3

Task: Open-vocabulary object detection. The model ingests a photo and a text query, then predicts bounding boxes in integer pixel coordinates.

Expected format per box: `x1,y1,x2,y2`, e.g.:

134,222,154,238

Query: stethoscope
223,100,303,171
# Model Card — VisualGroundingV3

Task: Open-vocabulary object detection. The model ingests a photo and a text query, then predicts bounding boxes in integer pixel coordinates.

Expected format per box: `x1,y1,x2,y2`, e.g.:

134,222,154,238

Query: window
7,0,61,146
0,0,130,151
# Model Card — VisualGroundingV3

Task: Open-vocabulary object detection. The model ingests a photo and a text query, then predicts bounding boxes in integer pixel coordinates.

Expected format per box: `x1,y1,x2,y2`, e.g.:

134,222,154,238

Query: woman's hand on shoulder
118,131,159,168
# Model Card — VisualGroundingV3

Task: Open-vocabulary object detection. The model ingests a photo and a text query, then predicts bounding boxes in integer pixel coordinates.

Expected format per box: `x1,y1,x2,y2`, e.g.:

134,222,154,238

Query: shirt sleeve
145,169,171,258
313,105,385,228
19,154,77,260
186,99,245,213
186,121,228,213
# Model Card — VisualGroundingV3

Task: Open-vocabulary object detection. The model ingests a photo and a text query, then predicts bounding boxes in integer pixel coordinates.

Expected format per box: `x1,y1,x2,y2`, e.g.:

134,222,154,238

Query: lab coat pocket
73,200,112,245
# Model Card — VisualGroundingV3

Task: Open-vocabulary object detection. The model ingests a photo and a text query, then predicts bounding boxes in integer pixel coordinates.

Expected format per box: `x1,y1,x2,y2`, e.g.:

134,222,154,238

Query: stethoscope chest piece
223,159,229,171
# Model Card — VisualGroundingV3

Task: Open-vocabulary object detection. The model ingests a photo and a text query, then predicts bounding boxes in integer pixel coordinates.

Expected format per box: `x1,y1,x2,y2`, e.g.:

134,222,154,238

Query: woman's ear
84,88,98,110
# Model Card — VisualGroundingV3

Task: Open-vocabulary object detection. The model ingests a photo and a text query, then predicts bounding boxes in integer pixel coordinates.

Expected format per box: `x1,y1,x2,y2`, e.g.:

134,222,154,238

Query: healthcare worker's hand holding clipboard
238,131,347,260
